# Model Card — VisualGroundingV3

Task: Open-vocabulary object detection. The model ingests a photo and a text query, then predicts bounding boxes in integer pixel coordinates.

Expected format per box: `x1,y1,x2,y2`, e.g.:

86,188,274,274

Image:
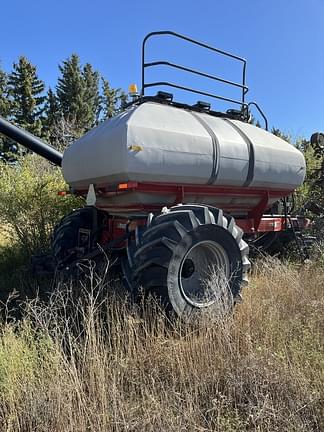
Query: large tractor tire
126,204,250,318
51,207,106,267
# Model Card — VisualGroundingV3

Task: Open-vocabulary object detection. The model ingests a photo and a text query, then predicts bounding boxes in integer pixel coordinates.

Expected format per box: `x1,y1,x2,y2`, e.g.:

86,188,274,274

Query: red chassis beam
101,216,308,246
76,181,299,234
237,216,310,233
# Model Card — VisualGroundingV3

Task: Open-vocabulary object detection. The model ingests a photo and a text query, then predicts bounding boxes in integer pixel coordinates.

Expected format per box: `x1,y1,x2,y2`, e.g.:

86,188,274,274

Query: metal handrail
143,61,248,92
248,102,269,131
141,31,248,107
144,81,248,108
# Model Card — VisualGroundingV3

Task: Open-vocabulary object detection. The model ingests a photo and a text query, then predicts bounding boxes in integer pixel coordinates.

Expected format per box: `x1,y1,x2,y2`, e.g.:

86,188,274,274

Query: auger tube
0,116,63,166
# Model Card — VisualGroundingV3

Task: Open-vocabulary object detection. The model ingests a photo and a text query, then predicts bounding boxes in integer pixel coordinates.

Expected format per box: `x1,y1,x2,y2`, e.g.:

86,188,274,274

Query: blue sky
0,0,323,139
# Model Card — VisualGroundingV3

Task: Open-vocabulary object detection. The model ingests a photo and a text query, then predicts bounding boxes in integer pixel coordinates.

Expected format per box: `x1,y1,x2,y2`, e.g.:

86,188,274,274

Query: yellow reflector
128,145,143,152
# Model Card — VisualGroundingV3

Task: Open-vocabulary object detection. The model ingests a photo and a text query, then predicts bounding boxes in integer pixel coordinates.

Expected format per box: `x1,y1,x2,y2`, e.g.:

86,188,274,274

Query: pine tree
119,90,128,110
43,87,61,145
82,63,100,128
56,54,84,132
0,66,10,119
8,56,45,137
45,88,60,127
44,87,81,148
101,78,127,119
271,127,291,143
56,55,101,135
0,65,12,153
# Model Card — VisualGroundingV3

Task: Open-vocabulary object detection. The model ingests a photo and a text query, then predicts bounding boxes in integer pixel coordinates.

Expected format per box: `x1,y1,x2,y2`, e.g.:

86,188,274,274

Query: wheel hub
181,258,195,279
179,240,230,308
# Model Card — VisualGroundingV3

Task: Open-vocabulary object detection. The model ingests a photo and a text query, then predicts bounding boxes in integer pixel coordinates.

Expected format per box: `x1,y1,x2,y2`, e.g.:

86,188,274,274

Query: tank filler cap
193,101,211,111
156,91,173,101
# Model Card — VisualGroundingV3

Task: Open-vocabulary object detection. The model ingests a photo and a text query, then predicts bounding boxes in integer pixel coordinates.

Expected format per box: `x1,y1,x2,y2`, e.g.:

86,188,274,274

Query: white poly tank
62,102,306,207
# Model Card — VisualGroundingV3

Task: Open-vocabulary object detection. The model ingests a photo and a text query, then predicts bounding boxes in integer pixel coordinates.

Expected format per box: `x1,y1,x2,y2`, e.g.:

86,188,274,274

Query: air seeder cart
0,31,310,318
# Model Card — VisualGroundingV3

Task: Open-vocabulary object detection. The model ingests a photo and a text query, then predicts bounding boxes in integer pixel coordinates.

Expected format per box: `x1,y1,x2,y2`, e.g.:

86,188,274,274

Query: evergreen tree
57,53,130,136
56,55,101,135
44,87,80,148
43,87,61,145
101,78,127,119
56,54,84,132
45,88,60,126
82,63,100,128
2,53,127,152
101,78,116,119
119,90,128,109
8,56,45,137
0,66,10,119
271,127,291,143
0,65,12,153
56,54,84,130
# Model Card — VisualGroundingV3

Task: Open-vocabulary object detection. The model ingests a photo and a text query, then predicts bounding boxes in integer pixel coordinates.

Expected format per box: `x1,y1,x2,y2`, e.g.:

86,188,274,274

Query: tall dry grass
0,259,323,431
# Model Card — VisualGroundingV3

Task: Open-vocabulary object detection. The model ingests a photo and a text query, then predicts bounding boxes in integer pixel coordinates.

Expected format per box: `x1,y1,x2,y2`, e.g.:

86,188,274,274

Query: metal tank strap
189,111,220,185
222,118,255,187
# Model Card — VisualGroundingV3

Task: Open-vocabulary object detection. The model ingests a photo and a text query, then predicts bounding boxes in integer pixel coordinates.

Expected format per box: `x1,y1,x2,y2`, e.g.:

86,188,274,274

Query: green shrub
0,323,58,403
0,155,83,256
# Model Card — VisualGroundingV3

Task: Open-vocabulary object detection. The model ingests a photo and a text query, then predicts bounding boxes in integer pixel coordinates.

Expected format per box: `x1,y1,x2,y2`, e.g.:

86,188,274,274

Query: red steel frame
74,181,309,237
